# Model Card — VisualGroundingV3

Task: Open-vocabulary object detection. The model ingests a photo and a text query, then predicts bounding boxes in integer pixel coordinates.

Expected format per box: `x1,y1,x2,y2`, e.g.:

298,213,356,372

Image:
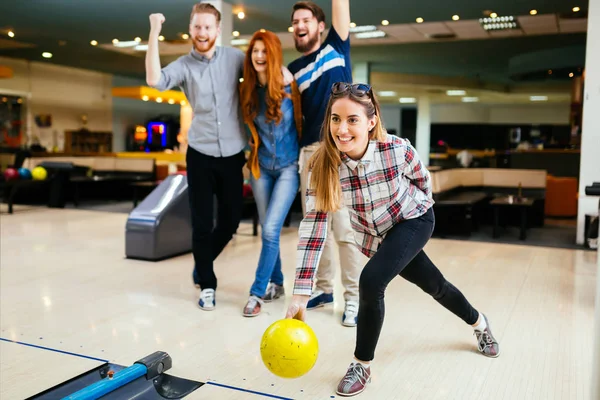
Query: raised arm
146,13,165,86
331,0,350,41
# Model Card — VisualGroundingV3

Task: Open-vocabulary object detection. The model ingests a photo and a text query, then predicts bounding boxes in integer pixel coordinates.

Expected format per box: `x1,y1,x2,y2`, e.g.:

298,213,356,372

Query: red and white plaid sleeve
402,142,432,197
293,171,329,296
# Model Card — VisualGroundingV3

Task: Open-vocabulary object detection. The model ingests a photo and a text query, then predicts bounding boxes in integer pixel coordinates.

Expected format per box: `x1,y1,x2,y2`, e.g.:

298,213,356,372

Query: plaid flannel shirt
294,136,434,296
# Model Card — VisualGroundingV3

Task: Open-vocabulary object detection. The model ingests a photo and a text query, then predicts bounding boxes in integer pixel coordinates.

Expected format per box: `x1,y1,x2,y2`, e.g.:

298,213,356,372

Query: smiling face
189,12,220,54
330,97,378,160
251,40,267,74
291,9,324,54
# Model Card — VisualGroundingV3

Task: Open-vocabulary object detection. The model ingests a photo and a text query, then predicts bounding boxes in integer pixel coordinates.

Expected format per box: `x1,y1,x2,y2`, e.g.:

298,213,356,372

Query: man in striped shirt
288,0,366,328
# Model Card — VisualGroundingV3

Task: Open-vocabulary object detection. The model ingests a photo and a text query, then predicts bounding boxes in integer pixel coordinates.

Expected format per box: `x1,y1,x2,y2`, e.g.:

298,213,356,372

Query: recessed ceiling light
569,72,574,78
260,29,266,33
462,97,479,102
530,9,538,15
182,34,189,39
378,91,397,96
134,37,141,42
530,95,547,101
168,99,175,104
142,95,149,101
447,90,466,96
288,27,294,33
232,31,240,37
180,100,187,106
490,12,498,18
573,6,580,12
399,97,416,103
237,11,245,19
90,40,98,46
8,31,15,38
452,15,460,21
42,52,52,58
350,22,357,28
158,35,165,41
416,17,424,23
112,39,119,44
156,97,163,103
381,20,389,26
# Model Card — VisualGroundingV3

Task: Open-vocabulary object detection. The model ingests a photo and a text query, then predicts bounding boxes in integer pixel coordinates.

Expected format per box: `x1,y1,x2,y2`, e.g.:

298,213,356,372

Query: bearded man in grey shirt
145,3,249,311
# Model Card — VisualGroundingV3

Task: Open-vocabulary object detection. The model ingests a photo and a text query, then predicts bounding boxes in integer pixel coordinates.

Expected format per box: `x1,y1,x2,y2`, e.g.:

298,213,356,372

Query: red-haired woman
239,30,303,317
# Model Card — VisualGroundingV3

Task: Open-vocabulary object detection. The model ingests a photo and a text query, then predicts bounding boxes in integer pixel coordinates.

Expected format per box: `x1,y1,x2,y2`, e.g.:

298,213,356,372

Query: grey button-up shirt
153,46,246,158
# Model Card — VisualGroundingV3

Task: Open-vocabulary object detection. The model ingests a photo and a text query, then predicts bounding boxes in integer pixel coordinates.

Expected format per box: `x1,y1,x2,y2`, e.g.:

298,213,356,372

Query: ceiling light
42,52,52,58
452,15,460,21
349,25,377,33
569,72,574,78
232,31,240,37
381,20,389,26
530,9,538,15
377,91,397,96
8,31,14,38
90,40,98,46
416,17,424,23
112,38,119,44
180,100,187,106
182,34,189,39
134,37,141,42
399,97,416,103
288,27,294,33
490,12,498,18
156,97,163,103
158,35,165,41
479,16,518,30
447,90,466,96
237,11,245,19
354,30,386,39
260,29,266,33
573,6,580,12
530,96,547,101
168,99,175,104
349,22,357,28
142,96,149,101
462,97,479,102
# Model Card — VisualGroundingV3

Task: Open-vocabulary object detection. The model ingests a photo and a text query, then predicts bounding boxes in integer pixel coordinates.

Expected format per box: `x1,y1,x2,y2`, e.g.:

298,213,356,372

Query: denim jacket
245,82,303,179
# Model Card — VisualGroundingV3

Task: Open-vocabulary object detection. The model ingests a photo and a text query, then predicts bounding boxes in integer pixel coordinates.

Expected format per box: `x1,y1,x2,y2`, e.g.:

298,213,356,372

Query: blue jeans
249,162,299,297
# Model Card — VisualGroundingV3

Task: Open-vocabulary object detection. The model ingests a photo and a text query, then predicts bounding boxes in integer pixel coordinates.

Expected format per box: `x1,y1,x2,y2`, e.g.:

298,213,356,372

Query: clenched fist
149,13,165,33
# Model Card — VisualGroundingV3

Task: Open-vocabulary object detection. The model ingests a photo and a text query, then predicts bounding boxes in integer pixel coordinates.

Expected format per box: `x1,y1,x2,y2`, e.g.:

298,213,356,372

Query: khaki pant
299,144,366,302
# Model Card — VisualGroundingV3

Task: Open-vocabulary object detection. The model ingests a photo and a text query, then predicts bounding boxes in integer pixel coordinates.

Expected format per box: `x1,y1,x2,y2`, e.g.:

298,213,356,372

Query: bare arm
145,13,165,86
331,0,350,41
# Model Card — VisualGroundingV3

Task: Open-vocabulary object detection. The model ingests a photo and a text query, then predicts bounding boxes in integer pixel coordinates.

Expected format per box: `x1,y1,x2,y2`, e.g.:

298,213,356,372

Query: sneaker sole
198,303,215,311
242,312,261,317
307,301,333,310
341,321,357,327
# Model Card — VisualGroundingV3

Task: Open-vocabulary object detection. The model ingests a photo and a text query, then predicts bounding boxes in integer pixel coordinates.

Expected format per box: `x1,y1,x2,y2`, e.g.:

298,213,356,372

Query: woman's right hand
285,294,310,321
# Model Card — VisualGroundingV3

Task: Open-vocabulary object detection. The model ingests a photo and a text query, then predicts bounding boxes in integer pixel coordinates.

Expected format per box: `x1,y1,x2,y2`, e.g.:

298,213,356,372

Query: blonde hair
308,84,387,213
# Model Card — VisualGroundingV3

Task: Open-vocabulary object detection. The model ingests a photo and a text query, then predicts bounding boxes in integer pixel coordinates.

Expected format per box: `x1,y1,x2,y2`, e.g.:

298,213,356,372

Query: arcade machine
126,116,180,152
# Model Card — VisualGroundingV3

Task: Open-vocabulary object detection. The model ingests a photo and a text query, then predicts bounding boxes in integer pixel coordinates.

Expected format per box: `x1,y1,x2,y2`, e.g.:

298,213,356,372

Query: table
490,196,535,240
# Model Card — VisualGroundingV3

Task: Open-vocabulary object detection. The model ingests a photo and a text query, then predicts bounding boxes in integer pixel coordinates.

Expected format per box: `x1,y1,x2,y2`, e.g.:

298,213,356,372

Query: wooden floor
0,205,597,399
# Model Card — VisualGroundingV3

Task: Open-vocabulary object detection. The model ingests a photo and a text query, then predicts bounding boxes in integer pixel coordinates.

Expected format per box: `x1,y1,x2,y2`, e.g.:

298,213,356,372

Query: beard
193,36,217,54
293,31,320,53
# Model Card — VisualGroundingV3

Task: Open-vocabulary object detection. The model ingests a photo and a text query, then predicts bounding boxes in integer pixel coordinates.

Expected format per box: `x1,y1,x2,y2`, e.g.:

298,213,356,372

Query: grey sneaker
263,283,285,302
336,362,371,397
242,295,263,317
474,314,500,358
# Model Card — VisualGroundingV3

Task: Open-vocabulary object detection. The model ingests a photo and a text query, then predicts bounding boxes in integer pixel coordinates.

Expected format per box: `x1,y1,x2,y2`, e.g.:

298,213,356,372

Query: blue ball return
29,351,202,400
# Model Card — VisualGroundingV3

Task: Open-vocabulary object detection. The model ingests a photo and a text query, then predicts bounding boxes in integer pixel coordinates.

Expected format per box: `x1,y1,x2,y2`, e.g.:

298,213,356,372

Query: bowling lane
0,340,106,399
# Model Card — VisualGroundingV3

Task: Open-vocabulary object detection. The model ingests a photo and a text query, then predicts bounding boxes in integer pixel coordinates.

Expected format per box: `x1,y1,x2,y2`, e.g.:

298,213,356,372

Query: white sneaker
198,289,215,310
342,300,359,327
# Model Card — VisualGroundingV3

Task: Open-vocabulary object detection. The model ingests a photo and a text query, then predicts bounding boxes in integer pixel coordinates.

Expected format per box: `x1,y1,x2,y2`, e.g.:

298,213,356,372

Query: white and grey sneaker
198,288,215,310
342,301,359,327
263,283,285,302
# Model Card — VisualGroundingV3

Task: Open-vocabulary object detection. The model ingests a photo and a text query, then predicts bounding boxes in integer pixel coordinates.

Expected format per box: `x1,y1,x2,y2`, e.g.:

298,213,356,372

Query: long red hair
240,30,289,126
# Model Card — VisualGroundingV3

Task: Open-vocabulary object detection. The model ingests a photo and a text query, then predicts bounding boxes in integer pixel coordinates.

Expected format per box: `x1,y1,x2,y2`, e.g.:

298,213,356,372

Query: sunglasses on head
330,82,372,97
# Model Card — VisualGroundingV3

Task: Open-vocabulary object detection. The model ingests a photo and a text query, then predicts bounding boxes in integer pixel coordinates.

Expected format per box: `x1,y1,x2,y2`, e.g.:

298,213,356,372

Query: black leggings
355,208,479,362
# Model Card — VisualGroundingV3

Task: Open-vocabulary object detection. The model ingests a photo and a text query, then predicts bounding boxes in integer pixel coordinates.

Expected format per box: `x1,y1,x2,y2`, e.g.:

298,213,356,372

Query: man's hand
149,13,165,34
282,66,294,86
285,294,310,321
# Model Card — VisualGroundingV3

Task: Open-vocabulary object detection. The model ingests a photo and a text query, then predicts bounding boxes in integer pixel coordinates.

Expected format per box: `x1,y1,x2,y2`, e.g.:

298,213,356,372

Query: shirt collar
190,46,219,62
341,140,377,171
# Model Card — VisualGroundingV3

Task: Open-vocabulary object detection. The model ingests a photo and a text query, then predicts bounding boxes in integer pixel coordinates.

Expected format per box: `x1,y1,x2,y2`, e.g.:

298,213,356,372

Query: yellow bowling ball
31,166,47,180
260,319,319,379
